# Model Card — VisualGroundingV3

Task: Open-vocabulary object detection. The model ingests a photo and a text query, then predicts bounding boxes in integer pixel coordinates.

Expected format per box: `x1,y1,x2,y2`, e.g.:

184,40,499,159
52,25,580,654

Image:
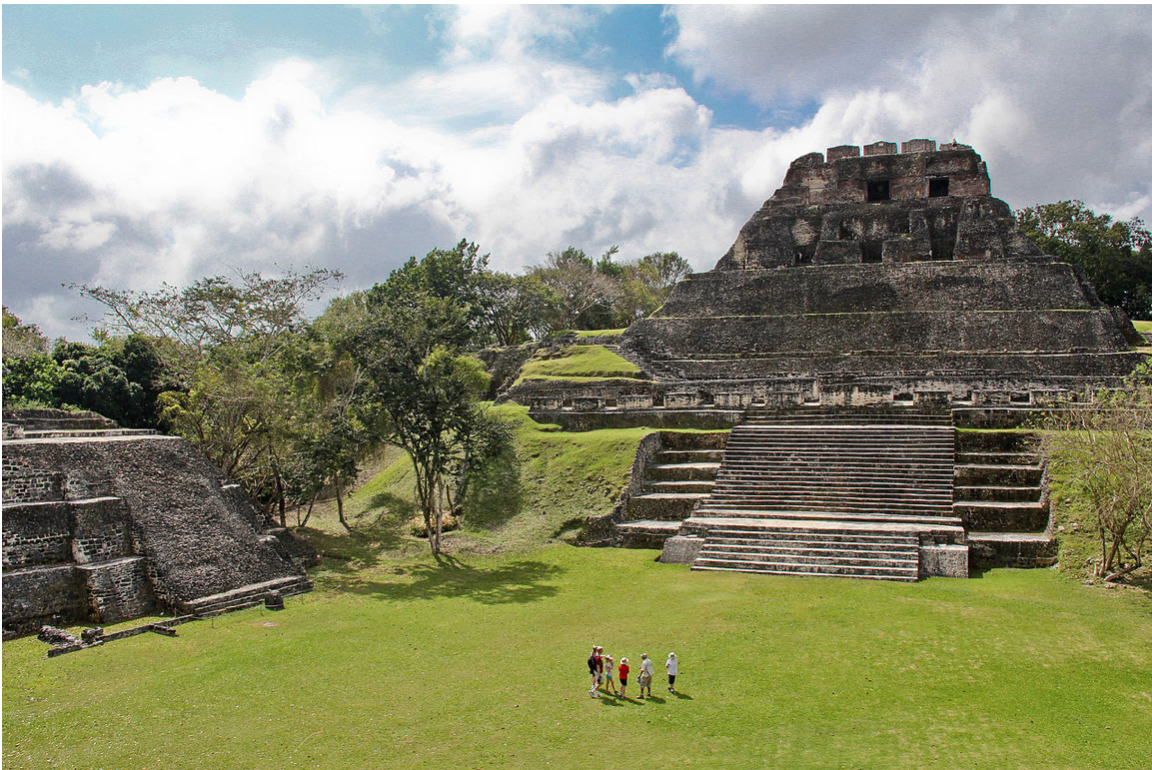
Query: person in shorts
603,654,619,696
618,657,630,699
638,653,654,698
665,652,678,693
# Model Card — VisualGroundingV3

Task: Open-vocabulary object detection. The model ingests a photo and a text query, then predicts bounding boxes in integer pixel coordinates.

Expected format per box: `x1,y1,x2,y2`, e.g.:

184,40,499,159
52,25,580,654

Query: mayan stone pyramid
618,139,1143,408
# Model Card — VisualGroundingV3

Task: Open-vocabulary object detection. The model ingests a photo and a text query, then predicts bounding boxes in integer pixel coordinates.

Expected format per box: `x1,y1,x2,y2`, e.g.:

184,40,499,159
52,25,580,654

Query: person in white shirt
665,652,678,693
638,653,654,698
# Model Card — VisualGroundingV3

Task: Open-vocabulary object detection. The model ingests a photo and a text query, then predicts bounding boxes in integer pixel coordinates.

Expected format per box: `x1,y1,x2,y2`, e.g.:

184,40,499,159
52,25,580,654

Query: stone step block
627,493,709,521
953,485,1042,503
954,465,1043,486
655,449,726,464
955,451,1041,465
954,501,1050,531
646,462,721,482
642,480,715,494
954,431,1041,453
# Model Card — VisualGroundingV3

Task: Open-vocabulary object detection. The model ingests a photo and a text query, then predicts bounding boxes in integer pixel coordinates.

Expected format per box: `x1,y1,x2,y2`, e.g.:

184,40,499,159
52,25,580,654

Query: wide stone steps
693,527,920,581
685,511,965,530
183,575,313,616
743,411,952,427
699,502,951,517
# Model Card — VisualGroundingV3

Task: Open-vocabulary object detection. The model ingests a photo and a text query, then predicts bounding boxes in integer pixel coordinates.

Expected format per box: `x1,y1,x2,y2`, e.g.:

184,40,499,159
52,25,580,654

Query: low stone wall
77,557,156,625
2,565,88,633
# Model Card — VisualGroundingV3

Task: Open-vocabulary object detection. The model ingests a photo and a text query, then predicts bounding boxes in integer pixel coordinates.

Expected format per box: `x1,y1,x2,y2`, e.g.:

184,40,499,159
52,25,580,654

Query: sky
4,4,1152,341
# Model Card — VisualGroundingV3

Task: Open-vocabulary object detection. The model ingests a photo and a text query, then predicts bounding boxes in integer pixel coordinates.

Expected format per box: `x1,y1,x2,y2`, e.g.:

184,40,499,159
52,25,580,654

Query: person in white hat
638,653,654,698
665,652,678,693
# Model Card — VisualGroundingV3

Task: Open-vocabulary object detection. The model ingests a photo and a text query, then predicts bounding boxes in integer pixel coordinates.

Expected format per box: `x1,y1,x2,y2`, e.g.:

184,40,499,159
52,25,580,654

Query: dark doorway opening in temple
862,240,883,263
867,180,890,201
929,178,950,197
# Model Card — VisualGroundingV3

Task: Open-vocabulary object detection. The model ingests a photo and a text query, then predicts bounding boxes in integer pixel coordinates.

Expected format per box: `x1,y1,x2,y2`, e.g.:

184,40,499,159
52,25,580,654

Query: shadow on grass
337,553,564,605
461,444,524,530
361,491,418,525
672,691,694,700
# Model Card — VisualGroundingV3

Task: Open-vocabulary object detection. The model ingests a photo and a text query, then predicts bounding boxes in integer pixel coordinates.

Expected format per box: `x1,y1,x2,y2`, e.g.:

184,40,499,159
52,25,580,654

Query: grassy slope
1131,320,1151,333
514,344,641,385
300,404,651,559
4,547,1151,769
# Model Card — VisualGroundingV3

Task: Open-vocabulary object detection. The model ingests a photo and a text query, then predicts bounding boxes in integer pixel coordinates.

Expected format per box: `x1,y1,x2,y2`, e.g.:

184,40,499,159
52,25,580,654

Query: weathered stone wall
77,557,156,624
653,260,1102,318
628,309,1129,360
2,565,88,632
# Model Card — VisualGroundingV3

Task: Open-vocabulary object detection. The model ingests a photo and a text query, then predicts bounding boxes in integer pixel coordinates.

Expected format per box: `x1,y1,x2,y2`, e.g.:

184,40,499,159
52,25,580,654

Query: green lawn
1131,320,1151,333
4,546,1151,770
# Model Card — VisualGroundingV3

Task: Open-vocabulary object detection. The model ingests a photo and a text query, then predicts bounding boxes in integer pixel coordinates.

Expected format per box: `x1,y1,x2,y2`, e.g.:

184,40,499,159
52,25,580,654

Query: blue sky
4,4,1152,339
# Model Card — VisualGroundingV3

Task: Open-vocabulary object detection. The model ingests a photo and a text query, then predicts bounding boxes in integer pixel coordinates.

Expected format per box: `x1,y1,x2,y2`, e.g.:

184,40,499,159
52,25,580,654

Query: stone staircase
607,432,727,549
691,522,921,581
661,409,968,581
953,430,1057,568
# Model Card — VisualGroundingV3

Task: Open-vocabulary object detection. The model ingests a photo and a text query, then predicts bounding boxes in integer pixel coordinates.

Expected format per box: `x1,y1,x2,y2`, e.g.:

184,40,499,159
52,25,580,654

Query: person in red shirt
617,657,631,699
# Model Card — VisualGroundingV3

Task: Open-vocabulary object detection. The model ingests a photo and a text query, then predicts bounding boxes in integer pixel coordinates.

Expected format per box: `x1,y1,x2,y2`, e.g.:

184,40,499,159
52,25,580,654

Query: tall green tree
1018,200,1152,320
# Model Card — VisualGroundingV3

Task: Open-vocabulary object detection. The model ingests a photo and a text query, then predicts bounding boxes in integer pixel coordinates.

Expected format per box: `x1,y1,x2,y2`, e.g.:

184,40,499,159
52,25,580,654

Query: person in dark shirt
587,645,602,698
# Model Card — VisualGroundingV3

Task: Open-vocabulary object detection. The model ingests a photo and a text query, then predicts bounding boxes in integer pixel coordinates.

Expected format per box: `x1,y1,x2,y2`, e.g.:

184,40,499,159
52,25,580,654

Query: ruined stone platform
2,410,314,638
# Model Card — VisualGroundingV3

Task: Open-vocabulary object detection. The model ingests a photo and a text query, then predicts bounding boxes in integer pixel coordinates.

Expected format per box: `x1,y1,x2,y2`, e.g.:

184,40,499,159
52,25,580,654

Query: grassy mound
298,404,650,559
5,547,1151,769
514,344,641,384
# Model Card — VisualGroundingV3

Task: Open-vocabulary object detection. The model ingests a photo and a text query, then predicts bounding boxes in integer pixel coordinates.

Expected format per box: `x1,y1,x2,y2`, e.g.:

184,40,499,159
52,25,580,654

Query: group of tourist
587,646,678,699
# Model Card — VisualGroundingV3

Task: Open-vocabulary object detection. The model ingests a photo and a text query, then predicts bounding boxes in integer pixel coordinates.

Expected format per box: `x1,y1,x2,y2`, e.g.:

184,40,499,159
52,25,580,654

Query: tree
353,289,503,554
528,247,623,331
77,267,343,517
76,266,343,373
1041,361,1152,582
2,306,50,359
283,293,375,531
474,272,554,346
1018,200,1152,320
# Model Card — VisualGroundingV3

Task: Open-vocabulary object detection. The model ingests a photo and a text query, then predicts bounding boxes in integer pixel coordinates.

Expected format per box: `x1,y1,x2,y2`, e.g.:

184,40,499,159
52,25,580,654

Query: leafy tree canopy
1018,200,1152,320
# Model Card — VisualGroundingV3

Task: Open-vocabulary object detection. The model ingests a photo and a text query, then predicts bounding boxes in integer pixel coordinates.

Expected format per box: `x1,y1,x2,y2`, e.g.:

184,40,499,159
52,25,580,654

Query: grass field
1131,320,1151,333
4,546,1151,769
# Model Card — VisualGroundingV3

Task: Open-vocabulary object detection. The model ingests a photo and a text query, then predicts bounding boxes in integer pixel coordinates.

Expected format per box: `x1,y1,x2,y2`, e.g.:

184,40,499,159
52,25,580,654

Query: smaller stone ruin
2,409,315,639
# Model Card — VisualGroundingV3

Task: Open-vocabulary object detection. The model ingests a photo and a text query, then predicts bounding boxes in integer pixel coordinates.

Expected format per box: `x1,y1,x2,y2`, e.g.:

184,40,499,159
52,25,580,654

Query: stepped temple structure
548,139,1146,580
2,410,315,638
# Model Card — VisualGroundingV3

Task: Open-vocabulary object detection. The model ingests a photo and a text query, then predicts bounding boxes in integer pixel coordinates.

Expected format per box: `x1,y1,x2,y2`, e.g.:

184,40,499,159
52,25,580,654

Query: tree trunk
299,491,317,528
335,477,351,533
276,472,287,528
